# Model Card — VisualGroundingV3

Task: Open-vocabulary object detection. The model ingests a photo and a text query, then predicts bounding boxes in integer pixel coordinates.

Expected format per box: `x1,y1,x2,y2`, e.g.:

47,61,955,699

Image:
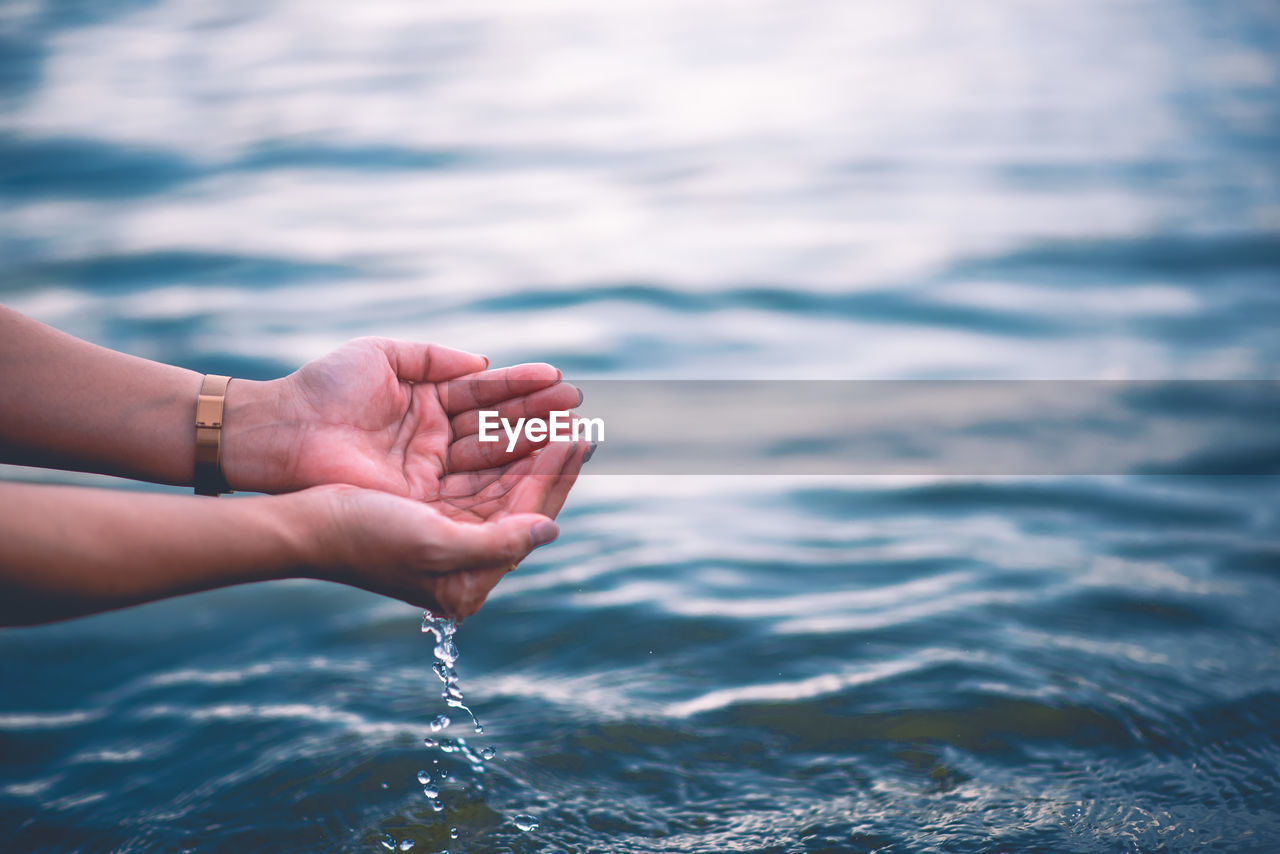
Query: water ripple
2,0,1279,850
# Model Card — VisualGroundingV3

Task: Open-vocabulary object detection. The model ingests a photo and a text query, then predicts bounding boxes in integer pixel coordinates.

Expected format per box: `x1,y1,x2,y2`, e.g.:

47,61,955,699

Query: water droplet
398,840,415,851
430,798,444,813
473,723,484,734
380,782,388,789
514,814,539,832
416,770,429,785
423,783,439,799
423,737,437,748
449,827,459,840
379,833,396,850
429,714,451,732
480,747,496,761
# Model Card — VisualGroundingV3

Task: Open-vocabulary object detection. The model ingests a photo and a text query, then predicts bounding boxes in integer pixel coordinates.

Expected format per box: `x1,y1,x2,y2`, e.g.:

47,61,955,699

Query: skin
0,306,589,625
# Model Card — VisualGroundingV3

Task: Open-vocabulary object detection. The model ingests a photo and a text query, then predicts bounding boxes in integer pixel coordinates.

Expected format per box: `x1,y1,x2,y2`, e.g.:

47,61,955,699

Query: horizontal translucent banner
537,380,1280,475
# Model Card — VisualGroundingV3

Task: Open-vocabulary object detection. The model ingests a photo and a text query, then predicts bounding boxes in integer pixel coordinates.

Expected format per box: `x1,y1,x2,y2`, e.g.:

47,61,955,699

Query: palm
430,438,585,524
287,343,452,497
278,338,582,515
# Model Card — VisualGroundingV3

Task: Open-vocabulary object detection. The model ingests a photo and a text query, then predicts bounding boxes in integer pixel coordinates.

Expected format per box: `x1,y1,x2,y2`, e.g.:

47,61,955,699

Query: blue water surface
1,1,1279,852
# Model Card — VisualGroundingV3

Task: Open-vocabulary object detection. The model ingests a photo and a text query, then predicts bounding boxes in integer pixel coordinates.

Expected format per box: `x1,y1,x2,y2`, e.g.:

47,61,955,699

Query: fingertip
530,518,559,547
447,346,488,368
518,362,562,383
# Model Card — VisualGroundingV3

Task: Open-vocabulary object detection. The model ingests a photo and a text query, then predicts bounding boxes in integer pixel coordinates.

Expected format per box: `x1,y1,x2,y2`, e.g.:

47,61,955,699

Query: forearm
0,306,210,485
0,306,294,491
0,481,312,625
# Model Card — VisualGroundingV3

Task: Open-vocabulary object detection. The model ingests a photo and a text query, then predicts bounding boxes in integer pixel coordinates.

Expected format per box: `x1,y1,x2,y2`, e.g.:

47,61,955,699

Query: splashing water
420,613,494,780
415,611,522,843
414,611,538,843
421,613,482,733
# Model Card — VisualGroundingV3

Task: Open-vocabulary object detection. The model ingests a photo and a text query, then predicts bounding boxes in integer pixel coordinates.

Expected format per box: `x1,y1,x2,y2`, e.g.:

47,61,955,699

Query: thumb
371,338,489,383
434,513,559,572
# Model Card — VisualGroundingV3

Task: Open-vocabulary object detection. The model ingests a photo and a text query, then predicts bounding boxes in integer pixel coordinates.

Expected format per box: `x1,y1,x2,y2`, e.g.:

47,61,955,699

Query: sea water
1,1,1278,852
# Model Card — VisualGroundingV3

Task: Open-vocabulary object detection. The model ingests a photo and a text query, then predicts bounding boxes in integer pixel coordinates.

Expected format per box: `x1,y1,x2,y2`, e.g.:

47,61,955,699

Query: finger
435,446,571,520
435,455,540,518
446,422,544,472
450,381,582,439
539,439,590,519
369,337,489,383
436,435,586,520
439,363,563,414
432,512,559,573
465,443,567,520
502,440,579,516
495,439,587,519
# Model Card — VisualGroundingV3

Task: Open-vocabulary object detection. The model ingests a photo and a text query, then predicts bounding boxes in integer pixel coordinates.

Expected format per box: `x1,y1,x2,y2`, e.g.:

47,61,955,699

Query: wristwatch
194,374,233,496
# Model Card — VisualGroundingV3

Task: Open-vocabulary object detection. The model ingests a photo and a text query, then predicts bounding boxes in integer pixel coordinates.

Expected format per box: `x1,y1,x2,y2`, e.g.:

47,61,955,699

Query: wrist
219,377,295,493
275,485,355,582
260,488,338,580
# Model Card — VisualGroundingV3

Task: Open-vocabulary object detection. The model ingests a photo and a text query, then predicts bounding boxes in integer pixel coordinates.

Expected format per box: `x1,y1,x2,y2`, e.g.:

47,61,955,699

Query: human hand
299,436,588,617
221,337,582,499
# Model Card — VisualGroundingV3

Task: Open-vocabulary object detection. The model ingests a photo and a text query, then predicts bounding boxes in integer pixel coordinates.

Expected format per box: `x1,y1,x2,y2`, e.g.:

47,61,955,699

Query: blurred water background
2,0,1279,851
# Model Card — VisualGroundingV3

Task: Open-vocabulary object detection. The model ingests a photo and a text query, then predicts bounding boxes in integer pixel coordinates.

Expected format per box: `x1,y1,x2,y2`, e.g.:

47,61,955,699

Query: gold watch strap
194,374,232,496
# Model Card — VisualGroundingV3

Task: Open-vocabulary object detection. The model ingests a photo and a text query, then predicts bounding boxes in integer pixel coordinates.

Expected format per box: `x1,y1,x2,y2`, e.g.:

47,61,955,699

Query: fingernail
583,442,597,463
576,386,585,406
481,355,490,368
530,520,559,547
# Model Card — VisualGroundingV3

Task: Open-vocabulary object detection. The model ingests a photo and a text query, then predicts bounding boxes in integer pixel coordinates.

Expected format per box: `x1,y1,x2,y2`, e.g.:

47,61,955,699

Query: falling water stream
393,612,537,853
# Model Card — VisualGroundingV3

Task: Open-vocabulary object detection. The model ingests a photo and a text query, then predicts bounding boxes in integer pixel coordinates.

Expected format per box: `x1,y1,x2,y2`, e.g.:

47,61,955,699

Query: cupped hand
222,337,581,499
301,438,589,617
